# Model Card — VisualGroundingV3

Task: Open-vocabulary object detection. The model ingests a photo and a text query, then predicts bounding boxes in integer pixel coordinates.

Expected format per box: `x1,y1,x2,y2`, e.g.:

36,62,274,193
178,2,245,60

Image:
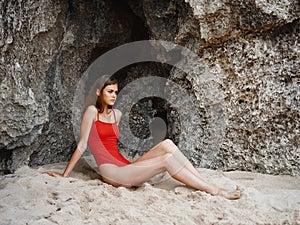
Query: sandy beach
0,156,299,225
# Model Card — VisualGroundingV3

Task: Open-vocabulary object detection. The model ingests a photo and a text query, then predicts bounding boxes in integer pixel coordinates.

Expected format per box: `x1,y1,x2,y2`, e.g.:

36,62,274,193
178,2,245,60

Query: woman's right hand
42,107,93,180
43,171,66,178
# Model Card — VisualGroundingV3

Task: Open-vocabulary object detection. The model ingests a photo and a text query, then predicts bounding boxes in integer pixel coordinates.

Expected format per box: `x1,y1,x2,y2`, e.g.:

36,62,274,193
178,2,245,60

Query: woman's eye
107,90,118,94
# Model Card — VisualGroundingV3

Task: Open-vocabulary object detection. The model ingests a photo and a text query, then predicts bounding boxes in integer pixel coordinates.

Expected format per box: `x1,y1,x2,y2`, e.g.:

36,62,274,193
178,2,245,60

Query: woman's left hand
43,171,66,178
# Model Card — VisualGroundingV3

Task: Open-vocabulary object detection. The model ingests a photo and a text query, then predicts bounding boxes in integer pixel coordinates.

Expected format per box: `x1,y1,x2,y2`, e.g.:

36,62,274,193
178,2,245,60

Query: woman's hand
43,171,66,178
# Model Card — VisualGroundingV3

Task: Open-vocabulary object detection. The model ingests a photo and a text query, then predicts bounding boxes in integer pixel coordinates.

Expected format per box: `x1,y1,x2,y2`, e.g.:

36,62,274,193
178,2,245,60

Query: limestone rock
1,0,299,176
0,0,135,174
140,0,300,175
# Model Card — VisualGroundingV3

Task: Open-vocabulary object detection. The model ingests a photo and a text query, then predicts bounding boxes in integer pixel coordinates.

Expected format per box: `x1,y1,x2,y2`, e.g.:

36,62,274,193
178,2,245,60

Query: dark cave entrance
0,149,12,175
85,1,183,157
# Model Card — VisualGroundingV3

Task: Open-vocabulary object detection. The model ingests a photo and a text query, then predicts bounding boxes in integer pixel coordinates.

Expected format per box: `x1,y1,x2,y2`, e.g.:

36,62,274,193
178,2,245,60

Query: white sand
0,156,299,225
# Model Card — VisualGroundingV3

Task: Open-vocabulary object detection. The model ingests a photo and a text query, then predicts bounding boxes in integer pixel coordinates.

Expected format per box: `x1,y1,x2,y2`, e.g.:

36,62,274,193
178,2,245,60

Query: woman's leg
135,139,214,183
151,140,241,199
134,139,240,199
100,152,240,199
134,139,178,162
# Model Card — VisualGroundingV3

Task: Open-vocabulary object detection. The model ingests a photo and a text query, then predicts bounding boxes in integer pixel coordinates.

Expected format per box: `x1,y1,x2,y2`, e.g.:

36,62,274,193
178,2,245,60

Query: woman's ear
96,88,101,96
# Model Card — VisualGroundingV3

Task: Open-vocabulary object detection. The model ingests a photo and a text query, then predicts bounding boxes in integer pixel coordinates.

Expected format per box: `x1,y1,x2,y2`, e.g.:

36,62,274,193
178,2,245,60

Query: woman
45,75,240,200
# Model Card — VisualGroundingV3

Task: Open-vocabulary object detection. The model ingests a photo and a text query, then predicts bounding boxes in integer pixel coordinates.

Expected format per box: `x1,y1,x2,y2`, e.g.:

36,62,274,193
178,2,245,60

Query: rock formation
1,0,299,176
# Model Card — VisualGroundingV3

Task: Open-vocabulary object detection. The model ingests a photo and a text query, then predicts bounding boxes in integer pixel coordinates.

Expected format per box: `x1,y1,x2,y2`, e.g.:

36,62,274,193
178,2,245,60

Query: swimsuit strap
97,108,100,121
96,107,116,123
112,109,117,123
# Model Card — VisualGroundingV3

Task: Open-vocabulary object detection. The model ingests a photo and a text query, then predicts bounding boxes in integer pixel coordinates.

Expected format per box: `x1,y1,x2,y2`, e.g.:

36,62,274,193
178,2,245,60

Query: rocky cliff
0,0,299,176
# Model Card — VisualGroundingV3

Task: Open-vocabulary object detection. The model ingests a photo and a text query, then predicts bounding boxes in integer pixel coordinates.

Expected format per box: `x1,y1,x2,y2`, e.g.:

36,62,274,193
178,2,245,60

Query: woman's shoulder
113,108,122,122
84,105,98,120
113,108,122,115
86,105,98,113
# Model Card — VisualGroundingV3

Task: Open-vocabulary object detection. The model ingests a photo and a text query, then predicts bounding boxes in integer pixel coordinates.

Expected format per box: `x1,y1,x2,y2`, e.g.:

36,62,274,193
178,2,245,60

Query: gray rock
1,0,299,176
138,0,299,176
0,0,136,174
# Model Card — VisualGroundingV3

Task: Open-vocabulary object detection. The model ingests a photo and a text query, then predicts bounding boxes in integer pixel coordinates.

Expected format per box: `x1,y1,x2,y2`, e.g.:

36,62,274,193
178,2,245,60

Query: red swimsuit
88,110,131,167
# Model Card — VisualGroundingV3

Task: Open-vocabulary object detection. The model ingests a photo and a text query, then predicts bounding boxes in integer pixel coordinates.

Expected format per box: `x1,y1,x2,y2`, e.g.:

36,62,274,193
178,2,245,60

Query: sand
0,156,299,225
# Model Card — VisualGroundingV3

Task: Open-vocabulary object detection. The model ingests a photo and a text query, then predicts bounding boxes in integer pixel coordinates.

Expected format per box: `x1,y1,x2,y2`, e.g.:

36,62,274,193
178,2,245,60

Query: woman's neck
101,106,112,115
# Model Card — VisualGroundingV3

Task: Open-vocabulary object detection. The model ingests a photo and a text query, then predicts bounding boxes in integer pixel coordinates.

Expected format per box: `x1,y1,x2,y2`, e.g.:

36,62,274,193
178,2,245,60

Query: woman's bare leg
100,151,240,200
136,139,216,183
134,139,178,162
133,139,240,199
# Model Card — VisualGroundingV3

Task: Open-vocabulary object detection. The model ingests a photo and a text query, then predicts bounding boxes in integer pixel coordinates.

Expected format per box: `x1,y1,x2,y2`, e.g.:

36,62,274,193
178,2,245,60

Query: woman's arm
45,148,82,177
44,106,96,177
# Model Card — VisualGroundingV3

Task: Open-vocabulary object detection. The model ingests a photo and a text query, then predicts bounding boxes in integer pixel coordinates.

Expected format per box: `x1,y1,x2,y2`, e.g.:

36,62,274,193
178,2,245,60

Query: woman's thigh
99,154,170,187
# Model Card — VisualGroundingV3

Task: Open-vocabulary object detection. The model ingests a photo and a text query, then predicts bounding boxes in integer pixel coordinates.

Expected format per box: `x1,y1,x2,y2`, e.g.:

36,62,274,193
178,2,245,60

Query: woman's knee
160,139,176,153
161,152,174,165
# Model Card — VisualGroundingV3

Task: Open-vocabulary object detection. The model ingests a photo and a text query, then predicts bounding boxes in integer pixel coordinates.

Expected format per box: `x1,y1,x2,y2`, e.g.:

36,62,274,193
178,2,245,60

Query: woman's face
99,84,118,106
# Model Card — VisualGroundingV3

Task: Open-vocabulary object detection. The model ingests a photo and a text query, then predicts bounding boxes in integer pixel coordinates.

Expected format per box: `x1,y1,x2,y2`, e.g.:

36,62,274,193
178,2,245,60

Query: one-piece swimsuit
88,109,131,167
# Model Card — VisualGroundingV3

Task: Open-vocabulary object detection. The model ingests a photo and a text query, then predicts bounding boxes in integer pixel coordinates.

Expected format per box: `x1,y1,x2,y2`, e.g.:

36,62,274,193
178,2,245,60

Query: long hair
84,75,118,114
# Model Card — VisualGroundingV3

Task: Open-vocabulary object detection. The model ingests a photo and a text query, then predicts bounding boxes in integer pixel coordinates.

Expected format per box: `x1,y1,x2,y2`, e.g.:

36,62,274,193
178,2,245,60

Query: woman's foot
217,186,241,200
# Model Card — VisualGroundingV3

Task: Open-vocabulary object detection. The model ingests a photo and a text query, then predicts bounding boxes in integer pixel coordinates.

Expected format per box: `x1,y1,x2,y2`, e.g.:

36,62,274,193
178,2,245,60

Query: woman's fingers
43,171,64,177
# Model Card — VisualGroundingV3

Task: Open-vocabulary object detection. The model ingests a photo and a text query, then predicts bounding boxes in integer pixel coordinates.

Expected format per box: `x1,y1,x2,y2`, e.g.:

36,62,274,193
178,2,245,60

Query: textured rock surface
1,0,299,176
139,0,300,175
0,0,141,174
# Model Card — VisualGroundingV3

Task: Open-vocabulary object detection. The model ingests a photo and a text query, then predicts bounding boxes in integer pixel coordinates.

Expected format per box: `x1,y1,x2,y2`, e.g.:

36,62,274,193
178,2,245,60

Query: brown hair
84,75,118,114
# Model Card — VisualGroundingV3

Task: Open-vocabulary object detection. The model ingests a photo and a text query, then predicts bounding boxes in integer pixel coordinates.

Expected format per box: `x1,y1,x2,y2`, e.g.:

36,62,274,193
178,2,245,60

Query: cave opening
88,0,149,66
0,149,12,175
111,61,180,158
84,1,182,157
